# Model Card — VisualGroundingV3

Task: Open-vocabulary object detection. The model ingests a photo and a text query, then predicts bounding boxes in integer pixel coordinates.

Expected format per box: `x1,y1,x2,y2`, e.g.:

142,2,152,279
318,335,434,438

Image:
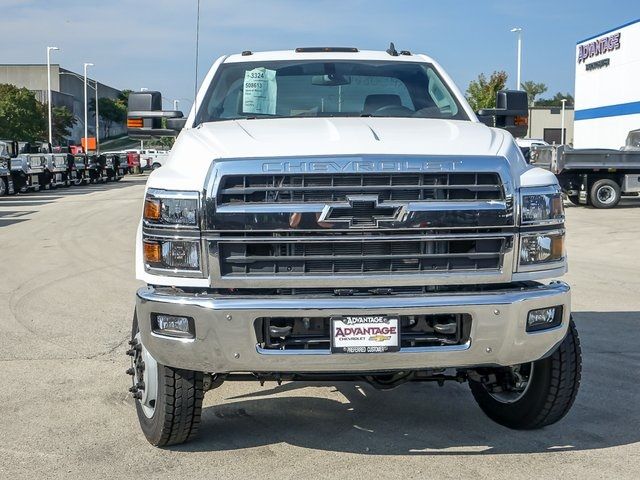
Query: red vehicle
126,151,141,172
69,145,85,155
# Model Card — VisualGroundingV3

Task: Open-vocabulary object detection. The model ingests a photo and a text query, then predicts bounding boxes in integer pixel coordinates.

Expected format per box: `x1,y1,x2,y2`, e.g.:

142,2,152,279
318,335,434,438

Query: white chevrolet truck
126,46,581,447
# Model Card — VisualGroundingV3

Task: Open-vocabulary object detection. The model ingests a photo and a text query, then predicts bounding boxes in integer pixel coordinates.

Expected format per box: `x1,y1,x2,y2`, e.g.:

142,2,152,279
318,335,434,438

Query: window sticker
242,67,277,115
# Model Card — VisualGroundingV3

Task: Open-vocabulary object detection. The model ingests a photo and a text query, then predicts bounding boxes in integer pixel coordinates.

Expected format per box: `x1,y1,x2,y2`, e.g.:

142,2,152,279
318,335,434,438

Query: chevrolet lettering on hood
261,158,464,173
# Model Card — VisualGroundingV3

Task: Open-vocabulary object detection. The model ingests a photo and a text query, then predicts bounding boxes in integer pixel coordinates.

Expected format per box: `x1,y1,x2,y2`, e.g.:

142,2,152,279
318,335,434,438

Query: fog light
152,314,195,338
527,306,562,332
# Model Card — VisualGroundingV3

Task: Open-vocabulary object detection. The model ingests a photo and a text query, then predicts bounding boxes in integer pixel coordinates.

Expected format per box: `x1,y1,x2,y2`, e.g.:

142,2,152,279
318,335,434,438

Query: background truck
0,141,15,196
531,129,640,208
124,47,581,447
103,153,127,181
44,153,72,188
10,152,47,192
128,149,170,170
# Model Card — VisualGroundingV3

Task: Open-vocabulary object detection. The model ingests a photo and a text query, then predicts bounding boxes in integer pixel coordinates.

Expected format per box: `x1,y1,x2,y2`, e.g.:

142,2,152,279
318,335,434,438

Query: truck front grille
218,236,507,276
217,172,504,205
205,155,515,287
256,314,472,351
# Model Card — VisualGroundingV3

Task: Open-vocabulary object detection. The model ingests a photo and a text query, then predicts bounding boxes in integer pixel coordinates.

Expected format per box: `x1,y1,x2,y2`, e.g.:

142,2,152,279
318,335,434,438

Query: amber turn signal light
551,235,564,259
144,198,161,221
514,115,528,126
143,240,162,265
127,118,144,128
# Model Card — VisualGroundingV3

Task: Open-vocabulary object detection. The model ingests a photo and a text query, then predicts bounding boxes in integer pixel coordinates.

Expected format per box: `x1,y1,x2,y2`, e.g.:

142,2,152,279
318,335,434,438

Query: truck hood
149,117,516,190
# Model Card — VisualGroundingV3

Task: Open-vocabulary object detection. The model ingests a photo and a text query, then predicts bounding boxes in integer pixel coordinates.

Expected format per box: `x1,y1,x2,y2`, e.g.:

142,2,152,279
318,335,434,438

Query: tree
52,106,76,144
465,71,509,111
90,96,127,138
0,83,46,141
521,81,547,106
537,92,574,107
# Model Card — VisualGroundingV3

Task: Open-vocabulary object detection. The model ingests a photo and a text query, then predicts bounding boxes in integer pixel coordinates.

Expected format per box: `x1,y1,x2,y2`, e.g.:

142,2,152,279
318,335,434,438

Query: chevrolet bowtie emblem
319,195,402,228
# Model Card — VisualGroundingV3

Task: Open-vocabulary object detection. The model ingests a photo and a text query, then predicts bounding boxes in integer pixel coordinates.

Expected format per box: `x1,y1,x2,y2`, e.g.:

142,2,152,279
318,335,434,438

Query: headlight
144,189,199,226
521,188,563,225
143,239,200,270
519,232,564,265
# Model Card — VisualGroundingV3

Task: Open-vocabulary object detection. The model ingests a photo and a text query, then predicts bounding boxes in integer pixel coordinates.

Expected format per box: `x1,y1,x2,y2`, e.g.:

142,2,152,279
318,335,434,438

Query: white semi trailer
574,19,640,149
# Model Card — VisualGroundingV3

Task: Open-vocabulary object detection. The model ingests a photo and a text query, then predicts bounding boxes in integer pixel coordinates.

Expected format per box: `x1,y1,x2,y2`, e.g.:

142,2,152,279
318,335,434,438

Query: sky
1,0,638,113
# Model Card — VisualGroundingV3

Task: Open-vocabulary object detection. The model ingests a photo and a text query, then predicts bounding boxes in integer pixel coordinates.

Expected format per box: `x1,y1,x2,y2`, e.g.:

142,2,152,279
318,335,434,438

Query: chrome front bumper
135,282,570,373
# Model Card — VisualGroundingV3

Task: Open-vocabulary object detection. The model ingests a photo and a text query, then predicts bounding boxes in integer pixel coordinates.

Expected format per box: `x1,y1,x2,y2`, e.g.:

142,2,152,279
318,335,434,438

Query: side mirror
127,91,185,138
477,90,529,138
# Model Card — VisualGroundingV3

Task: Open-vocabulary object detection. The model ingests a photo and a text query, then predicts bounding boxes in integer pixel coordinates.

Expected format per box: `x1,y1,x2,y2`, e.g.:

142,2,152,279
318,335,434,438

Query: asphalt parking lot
0,177,639,479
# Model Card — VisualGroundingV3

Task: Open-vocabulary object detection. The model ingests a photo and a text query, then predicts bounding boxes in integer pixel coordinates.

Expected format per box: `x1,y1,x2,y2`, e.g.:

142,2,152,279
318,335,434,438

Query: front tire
469,319,581,429
129,312,205,447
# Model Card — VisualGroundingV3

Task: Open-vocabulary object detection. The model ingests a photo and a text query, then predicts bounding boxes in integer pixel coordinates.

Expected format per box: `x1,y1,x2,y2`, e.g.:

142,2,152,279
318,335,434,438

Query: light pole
95,82,99,153
510,27,522,90
561,99,567,145
46,46,59,145
83,62,94,153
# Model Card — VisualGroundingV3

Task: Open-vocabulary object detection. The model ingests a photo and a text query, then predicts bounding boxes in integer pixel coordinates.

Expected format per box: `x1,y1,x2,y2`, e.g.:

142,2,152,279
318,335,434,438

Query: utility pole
83,62,94,153
46,46,59,144
95,81,99,154
510,28,523,90
561,99,567,145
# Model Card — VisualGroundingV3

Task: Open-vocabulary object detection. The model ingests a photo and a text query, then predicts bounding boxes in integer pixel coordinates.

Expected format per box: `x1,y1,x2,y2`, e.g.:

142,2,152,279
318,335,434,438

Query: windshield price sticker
331,316,400,353
242,67,277,115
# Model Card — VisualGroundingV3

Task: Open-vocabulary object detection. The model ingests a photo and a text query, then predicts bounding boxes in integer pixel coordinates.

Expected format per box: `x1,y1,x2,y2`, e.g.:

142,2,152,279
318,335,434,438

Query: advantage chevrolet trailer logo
319,195,402,228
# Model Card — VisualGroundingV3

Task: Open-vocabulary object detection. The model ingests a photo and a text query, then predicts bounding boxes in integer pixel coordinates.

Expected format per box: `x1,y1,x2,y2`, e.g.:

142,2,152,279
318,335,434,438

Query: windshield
196,60,469,124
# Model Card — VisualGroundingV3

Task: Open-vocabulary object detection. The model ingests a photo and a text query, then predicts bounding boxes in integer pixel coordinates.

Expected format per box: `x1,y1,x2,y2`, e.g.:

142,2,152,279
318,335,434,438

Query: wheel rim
132,333,158,418
483,363,535,404
597,185,616,204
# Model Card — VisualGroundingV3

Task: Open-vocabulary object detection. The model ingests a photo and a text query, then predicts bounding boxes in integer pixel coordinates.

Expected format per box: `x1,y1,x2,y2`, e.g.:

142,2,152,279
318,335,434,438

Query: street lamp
83,62,94,153
46,46,60,145
561,99,567,145
510,27,523,91
95,81,99,153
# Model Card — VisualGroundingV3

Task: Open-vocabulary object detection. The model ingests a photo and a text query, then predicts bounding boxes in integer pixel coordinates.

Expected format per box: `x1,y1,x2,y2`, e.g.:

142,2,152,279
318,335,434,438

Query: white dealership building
574,18,640,149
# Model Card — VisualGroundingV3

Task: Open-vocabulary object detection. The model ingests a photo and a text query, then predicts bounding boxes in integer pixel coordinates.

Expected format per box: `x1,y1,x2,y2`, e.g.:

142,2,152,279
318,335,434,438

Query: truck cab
124,47,581,447
69,153,88,185
44,153,72,188
0,141,15,196
103,153,127,181
86,154,106,183
10,153,47,192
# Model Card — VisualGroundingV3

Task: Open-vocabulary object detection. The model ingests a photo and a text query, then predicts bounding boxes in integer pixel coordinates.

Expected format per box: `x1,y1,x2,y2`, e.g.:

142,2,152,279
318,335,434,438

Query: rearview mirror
127,91,185,138
477,90,529,138
311,74,351,86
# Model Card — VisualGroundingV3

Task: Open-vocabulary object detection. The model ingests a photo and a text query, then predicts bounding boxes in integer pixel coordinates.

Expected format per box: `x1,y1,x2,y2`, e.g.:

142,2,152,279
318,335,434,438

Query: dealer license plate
331,315,400,353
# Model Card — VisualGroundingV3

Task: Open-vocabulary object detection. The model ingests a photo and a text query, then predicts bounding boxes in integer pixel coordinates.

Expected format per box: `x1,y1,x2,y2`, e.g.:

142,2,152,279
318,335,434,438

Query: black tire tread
469,319,581,430
131,311,204,447
525,320,582,428
154,366,204,446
